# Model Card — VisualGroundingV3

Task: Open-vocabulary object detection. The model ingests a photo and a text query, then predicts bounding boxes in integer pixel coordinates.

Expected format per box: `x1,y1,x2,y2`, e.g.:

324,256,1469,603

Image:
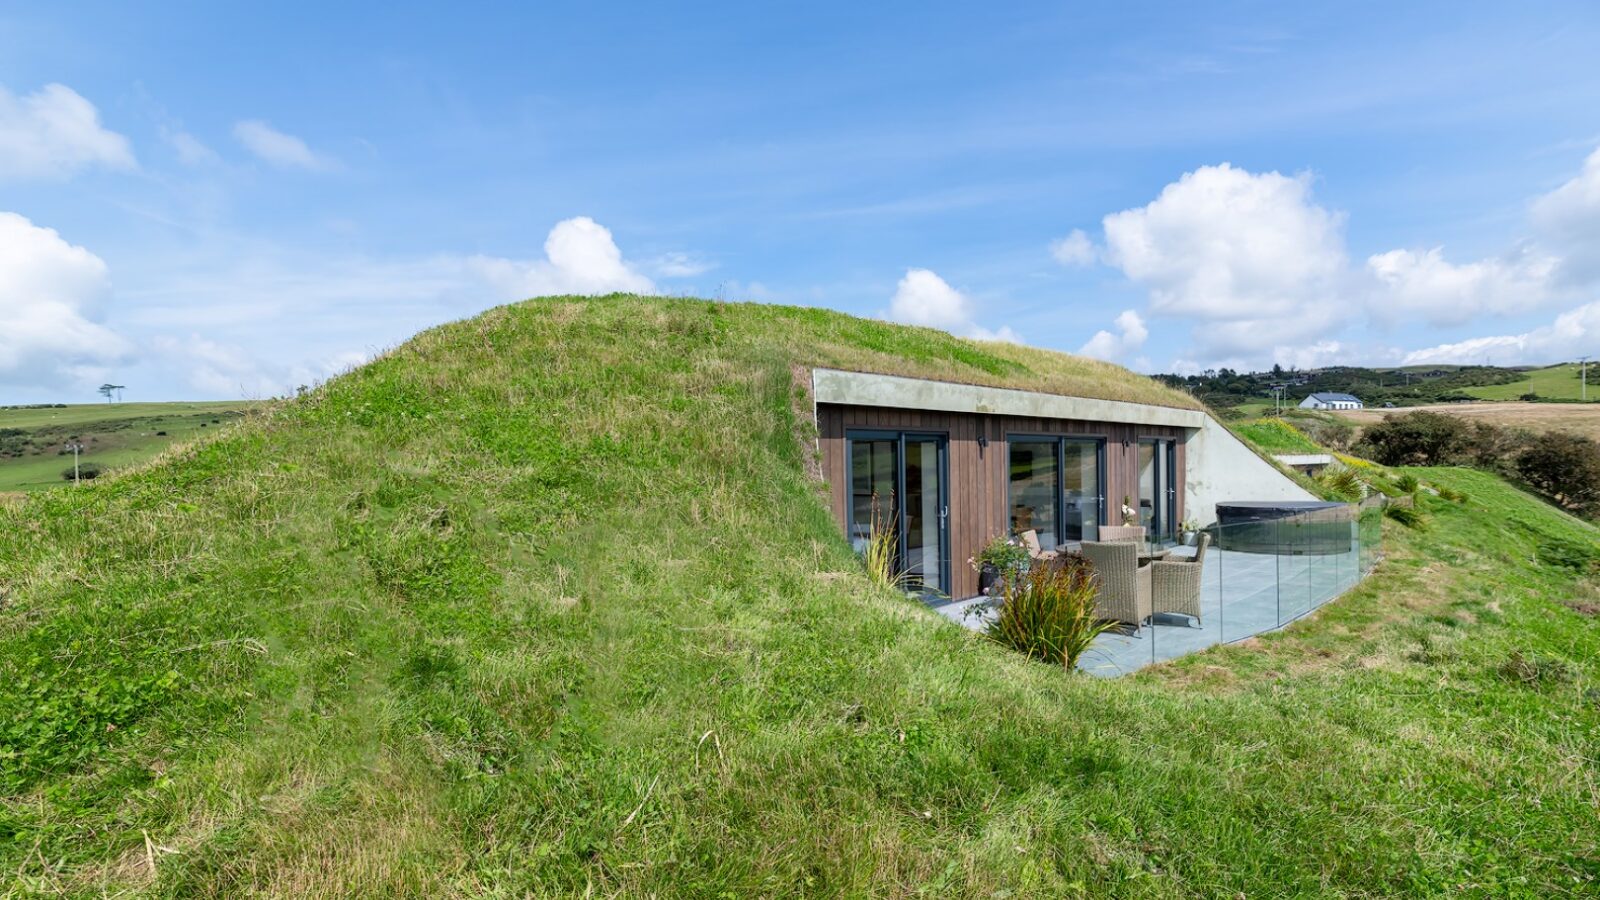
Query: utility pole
65,441,84,485
1581,356,1590,402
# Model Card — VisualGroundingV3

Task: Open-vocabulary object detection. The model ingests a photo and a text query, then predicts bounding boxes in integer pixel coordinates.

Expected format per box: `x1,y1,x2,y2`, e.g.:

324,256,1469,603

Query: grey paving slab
927,545,1368,677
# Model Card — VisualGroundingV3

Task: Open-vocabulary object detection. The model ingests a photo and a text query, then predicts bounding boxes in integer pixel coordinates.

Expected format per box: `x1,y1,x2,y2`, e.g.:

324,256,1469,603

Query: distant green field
1465,363,1600,401
0,401,256,492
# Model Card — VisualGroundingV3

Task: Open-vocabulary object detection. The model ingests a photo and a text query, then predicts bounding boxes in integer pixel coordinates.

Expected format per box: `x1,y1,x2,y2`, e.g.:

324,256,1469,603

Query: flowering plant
970,534,1030,577
1121,496,1139,526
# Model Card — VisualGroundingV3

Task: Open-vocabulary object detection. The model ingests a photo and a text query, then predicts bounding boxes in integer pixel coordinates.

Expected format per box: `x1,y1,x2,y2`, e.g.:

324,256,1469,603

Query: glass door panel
1008,440,1059,547
1137,441,1158,536
903,437,947,594
1063,440,1101,542
848,438,897,553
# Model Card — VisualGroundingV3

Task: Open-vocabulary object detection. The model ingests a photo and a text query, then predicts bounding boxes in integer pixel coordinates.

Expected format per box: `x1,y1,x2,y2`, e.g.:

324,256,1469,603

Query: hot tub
1214,501,1353,555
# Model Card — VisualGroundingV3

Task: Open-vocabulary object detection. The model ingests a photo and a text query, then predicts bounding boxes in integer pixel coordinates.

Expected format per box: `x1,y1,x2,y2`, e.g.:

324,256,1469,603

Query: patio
929,541,1367,676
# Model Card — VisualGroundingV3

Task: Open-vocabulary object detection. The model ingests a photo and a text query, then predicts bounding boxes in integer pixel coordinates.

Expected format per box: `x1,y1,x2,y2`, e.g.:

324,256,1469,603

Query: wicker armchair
1098,525,1146,545
1017,529,1057,563
1080,540,1152,629
1151,533,1209,625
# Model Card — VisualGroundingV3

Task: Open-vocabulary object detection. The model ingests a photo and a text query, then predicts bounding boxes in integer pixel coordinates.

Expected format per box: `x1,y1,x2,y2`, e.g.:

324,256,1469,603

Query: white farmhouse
1299,392,1363,411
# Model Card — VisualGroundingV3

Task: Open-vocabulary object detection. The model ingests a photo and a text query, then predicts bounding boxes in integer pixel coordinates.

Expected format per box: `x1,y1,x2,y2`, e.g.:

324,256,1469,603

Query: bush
1357,412,1472,466
1520,392,1541,401
1316,467,1364,502
61,463,102,482
1394,473,1420,495
987,555,1115,669
1516,431,1600,516
970,534,1029,584
1384,502,1427,530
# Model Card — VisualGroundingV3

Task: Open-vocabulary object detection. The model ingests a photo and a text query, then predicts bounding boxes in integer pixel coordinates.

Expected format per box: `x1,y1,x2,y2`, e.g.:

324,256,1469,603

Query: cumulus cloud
1078,310,1147,361
233,119,334,170
1403,300,1600,367
0,83,135,179
1365,244,1558,325
467,216,655,298
1094,163,1355,361
1531,145,1600,283
0,212,132,389
1049,229,1097,266
884,268,1021,343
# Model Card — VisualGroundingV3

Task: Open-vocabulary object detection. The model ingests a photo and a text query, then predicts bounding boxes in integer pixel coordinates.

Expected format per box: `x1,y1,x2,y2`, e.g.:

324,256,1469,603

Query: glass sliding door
1008,440,1059,547
1009,435,1105,548
1138,438,1178,543
902,437,946,594
846,431,949,596
1062,439,1103,542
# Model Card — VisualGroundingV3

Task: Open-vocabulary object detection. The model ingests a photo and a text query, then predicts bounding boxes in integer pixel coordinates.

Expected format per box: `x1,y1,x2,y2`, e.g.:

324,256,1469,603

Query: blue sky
4,2,1600,402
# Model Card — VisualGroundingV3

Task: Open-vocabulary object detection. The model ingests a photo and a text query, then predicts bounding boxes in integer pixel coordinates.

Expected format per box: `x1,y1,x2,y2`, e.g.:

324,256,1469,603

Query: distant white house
1299,392,1363,410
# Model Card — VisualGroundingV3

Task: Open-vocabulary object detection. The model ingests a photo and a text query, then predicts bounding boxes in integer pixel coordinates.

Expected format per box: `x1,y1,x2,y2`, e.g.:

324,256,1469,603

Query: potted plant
1120,496,1140,526
1179,517,1201,546
971,534,1029,596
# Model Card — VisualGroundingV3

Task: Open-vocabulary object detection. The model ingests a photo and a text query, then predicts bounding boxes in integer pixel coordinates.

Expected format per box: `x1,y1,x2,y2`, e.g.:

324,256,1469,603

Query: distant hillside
0,401,253,493
1159,364,1527,412
1464,362,1600,402
2,296,1596,895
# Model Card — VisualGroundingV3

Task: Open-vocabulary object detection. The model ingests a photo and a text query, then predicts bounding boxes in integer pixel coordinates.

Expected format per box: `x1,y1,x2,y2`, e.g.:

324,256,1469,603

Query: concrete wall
1184,415,1319,525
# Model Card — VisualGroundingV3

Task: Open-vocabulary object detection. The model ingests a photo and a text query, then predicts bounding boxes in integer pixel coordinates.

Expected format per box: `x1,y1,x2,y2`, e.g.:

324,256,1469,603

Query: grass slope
1230,418,1322,454
2,297,1597,896
1466,363,1598,402
0,402,253,493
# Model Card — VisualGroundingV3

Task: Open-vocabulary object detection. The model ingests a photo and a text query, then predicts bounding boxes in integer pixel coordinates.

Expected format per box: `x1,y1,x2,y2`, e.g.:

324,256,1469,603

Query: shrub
987,555,1115,670
61,463,102,482
1317,467,1364,502
1394,473,1420,495
1357,412,1472,466
1515,431,1600,516
1520,392,1541,401
1384,502,1427,529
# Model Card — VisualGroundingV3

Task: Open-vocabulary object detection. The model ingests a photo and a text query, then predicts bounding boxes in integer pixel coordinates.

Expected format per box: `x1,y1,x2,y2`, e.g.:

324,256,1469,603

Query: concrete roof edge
812,368,1207,429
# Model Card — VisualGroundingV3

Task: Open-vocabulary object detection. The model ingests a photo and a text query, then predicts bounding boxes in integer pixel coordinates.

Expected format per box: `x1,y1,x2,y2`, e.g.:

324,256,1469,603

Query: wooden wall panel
818,403,1191,599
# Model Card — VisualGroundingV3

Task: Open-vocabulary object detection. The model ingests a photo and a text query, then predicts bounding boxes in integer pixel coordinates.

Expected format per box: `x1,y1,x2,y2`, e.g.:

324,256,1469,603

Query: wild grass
1231,417,1322,453
986,556,1116,669
1,296,1597,896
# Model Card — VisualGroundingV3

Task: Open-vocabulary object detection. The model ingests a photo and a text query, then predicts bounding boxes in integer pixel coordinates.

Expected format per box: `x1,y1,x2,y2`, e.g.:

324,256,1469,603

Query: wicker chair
1017,529,1057,563
1151,533,1210,626
1080,540,1152,629
1098,525,1146,545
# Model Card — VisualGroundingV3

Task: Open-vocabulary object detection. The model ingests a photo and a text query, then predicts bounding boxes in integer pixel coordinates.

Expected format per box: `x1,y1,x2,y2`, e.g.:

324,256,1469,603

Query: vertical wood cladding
816,403,1188,599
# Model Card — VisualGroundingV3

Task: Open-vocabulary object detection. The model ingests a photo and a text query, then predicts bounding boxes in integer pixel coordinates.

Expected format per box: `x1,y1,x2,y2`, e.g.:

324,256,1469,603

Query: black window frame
844,429,951,597
1005,433,1107,547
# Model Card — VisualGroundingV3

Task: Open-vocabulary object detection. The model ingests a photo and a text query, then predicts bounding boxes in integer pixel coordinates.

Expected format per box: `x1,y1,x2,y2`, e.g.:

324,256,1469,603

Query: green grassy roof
2,295,1596,895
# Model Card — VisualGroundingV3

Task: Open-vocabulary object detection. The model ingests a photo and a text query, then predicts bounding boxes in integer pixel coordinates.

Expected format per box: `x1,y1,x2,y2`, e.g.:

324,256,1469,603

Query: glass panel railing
1077,499,1385,675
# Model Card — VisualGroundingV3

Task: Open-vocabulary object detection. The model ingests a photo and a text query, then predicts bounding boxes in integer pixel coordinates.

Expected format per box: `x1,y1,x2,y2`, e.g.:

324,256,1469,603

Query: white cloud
150,335,366,398
0,212,132,389
232,119,334,170
467,216,655,298
164,129,218,166
1531,145,1600,283
1101,163,1347,322
0,83,135,179
884,268,1021,343
650,251,716,278
1078,309,1147,361
1365,244,1558,325
1049,229,1097,266
1402,300,1600,367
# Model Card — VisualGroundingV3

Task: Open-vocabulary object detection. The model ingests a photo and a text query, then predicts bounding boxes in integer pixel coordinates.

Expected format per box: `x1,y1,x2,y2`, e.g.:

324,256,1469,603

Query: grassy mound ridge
3,297,1598,896
1231,418,1323,454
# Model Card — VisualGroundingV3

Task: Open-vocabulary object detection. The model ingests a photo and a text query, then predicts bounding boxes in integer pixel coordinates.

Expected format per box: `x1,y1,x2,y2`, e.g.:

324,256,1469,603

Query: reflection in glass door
1062,439,1102,542
902,437,946,594
1138,438,1177,542
846,432,949,596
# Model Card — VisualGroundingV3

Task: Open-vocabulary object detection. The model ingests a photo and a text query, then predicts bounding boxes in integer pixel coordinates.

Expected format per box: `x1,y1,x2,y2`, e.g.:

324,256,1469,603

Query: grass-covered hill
2,297,1597,896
